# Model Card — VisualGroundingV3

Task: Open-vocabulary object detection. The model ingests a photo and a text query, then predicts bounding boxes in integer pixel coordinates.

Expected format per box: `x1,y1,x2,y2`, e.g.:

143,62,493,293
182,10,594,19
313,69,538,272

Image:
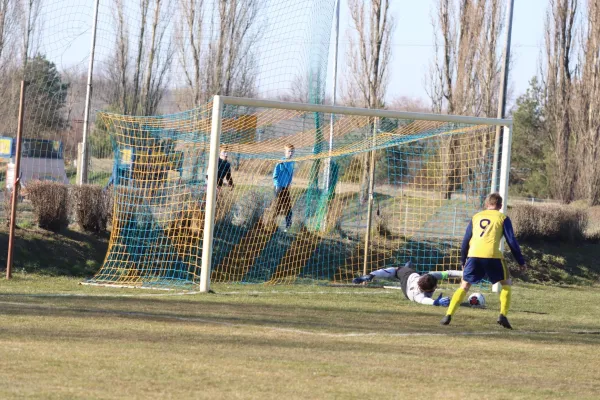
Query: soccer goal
88,96,512,291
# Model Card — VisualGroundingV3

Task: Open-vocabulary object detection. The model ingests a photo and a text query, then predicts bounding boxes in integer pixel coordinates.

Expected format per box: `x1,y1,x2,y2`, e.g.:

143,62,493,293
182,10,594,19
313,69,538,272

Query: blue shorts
463,258,509,284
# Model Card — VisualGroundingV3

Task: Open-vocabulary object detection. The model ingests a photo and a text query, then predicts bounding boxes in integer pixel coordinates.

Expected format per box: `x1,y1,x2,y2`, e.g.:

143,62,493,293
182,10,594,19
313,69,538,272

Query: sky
330,0,547,107
40,0,548,110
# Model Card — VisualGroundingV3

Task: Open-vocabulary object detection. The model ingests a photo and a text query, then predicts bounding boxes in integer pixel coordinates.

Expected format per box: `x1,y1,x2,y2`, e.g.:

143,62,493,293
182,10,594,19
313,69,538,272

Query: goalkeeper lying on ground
353,261,463,307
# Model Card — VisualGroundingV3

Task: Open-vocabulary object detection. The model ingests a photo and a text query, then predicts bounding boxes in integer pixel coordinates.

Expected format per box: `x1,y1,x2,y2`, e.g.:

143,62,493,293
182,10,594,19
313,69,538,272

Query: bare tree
542,0,578,203
388,96,430,113
453,0,483,115
575,0,600,205
0,0,18,127
278,73,311,103
0,0,16,64
131,0,151,115
18,0,41,70
428,0,460,114
60,67,88,160
102,0,130,114
427,0,506,199
176,0,205,108
344,0,394,109
428,0,464,199
473,0,504,199
344,0,394,204
214,0,260,97
62,68,87,123
478,0,504,117
105,0,173,115
142,0,174,115
176,0,260,109
0,0,43,134
428,0,503,115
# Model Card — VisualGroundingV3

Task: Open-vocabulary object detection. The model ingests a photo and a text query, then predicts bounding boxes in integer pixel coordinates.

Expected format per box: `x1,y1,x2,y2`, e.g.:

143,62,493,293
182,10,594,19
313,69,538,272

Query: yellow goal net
88,96,512,288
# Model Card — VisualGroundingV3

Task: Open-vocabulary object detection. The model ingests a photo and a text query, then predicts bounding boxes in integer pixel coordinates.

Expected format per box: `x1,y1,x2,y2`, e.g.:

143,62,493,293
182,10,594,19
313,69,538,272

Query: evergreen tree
24,54,70,132
510,78,552,198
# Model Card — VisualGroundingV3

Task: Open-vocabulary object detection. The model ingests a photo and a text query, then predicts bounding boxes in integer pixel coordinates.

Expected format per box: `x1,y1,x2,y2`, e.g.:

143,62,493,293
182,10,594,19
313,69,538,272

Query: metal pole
78,0,101,185
363,118,378,276
491,0,514,193
221,96,511,126
498,126,513,214
325,0,341,192
493,125,513,293
200,96,223,293
6,81,27,279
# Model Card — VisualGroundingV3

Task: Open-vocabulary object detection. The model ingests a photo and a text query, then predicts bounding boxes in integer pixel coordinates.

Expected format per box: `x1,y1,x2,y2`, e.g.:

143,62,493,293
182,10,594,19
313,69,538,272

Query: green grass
0,187,598,398
0,276,599,399
0,225,109,276
508,240,600,285
66,166,112,187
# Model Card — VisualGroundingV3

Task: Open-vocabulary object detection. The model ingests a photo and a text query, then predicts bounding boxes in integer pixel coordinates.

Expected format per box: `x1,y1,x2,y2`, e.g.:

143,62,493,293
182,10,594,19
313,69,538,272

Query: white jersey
405,272,435,305
404,270,463,305
368,265,462,306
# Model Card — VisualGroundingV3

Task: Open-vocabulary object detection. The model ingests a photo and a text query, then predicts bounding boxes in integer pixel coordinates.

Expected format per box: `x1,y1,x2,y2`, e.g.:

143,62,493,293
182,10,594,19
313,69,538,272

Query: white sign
6,157,69,190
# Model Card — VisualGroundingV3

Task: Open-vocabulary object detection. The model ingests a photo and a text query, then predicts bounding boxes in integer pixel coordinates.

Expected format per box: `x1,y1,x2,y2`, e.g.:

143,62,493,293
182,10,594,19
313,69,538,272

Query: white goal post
199,95,513,293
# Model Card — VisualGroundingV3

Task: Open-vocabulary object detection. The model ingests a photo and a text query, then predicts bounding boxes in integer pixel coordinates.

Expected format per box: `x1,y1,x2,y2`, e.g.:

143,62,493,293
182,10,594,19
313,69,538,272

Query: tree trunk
143,0,162,115
346,0,394,205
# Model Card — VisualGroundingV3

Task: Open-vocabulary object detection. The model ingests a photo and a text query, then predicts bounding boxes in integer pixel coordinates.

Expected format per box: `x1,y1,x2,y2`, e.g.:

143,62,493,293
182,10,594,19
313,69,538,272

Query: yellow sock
500,286,512,316
446,288,467,316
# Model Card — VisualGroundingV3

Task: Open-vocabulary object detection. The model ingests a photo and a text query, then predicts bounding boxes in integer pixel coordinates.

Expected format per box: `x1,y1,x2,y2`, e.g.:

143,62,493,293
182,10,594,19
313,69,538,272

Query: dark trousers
274,187,292,228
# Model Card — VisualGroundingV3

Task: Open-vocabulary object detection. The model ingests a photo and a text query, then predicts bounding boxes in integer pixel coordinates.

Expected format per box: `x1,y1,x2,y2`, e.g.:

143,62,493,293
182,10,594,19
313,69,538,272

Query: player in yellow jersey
441,193,527,329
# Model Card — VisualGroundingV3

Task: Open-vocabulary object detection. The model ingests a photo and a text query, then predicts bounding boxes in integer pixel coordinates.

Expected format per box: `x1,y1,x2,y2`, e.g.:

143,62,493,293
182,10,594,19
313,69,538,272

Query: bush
509,204,588,242
375,212,392,237
585,228,600,243
324,197,344,233
215,187,235,224
26,180,70,232
71,184,111,233
233,189,268,228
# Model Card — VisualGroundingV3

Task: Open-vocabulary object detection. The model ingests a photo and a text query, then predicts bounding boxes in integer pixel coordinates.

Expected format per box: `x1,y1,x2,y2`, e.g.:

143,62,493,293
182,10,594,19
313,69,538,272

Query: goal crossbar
219,96,513,127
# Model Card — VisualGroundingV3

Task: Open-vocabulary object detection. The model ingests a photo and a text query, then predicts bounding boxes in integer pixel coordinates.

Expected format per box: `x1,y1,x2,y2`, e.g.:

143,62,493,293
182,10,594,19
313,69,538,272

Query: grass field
1,276,599,399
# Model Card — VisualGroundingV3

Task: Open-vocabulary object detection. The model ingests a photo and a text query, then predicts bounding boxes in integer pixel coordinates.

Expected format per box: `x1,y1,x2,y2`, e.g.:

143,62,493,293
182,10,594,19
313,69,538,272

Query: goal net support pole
492,125,513,293
200,96,223,293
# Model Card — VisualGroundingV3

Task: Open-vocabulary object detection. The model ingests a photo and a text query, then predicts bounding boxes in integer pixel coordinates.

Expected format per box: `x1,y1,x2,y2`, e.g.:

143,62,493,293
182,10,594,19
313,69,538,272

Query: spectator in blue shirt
272,144,295,231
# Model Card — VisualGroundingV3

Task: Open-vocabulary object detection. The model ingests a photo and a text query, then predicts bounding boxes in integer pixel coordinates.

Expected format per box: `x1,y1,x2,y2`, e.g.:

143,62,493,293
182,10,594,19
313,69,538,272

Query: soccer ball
468,292,486,308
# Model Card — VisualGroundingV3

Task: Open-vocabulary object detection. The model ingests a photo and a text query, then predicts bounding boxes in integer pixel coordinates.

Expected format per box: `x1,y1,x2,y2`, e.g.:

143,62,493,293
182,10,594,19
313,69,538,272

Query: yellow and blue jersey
461,210,525,266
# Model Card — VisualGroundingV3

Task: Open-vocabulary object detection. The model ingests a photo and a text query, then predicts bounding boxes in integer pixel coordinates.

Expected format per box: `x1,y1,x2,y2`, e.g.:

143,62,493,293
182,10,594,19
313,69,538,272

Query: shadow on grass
1,295,599,346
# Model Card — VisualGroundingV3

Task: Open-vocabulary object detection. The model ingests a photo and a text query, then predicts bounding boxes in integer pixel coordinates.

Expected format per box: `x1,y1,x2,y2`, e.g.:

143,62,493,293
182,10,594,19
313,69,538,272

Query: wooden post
6,81,27,279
